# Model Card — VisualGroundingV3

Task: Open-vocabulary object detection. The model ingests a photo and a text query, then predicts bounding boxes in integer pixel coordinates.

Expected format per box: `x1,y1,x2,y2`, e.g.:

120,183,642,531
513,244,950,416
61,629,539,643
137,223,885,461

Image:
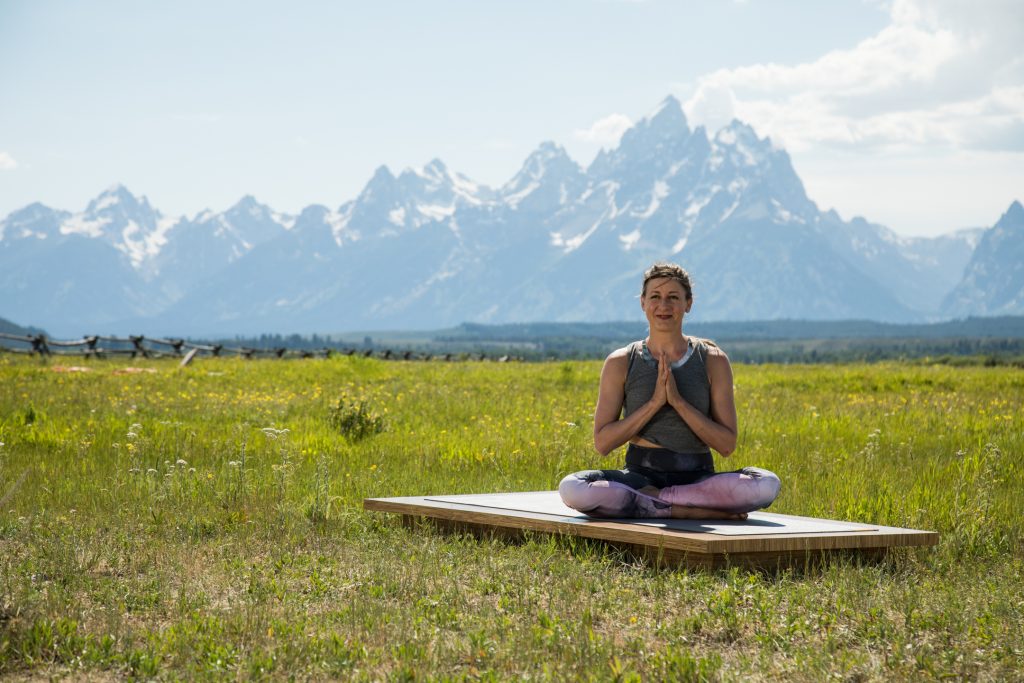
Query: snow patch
552,215,604,253
416,204,456,221
727,179,747,194
684,195,712,218
273,211,296,230
93,192,120,212
636,181,668,218
60,215,111,238
619,229,641,250
450,173,484,204
504,181,539,208
769,199,806,225
213,216,231,238
145,216,179,257
601,181,623,218
18,228,49,239
118,220,152,268
720,198,741,223
327,210,351,246
388,207,407,226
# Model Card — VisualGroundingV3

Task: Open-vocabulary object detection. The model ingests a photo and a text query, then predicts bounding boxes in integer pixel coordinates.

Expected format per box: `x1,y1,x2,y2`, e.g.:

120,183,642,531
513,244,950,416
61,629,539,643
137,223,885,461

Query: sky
1,0,1022,237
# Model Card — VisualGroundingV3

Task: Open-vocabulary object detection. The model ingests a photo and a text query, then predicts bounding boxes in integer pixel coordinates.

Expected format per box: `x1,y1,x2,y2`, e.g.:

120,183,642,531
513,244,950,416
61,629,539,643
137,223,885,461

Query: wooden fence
0,333,514,362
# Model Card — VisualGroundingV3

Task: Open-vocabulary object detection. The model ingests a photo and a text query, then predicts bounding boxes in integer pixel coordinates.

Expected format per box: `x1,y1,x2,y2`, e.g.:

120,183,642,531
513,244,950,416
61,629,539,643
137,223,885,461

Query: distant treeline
5,316,1024,365
434,316,1024,342
211,317,1024,365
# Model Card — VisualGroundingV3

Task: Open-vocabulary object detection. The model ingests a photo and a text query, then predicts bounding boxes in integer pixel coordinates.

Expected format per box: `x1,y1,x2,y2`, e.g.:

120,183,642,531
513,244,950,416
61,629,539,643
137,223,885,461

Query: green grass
0,355,1021,681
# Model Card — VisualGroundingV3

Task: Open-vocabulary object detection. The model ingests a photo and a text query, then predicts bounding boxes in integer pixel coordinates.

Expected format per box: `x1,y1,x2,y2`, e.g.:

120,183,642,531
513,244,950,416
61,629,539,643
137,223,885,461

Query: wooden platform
363,491,939,569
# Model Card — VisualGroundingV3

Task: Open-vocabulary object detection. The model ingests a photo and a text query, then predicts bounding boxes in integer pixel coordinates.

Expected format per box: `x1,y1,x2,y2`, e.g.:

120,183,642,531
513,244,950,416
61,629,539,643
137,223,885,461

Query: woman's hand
661,351,685,409
648,353,669,409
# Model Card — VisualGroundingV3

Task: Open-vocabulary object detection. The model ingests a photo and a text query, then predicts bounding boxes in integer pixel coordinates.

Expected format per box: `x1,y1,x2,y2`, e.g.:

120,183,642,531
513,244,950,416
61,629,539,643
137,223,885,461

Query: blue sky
1,0,1022,236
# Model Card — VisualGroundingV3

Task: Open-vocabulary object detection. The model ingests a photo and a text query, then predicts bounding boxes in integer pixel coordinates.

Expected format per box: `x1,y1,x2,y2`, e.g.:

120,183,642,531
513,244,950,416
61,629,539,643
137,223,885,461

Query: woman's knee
558,472,597,510
742,467,781,507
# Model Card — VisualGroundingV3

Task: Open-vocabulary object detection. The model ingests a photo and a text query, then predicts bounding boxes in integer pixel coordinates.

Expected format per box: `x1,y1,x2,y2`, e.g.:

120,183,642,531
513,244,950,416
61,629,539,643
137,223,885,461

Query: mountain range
1,95,1020,337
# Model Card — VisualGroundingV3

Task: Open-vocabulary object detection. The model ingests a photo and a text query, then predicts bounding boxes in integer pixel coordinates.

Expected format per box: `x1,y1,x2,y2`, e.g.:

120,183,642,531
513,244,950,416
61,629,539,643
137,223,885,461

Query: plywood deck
364,491,939,569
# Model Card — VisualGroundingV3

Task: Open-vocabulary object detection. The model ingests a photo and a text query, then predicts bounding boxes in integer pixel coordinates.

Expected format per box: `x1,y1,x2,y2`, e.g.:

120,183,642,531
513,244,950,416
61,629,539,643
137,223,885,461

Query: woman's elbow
716,435,738,457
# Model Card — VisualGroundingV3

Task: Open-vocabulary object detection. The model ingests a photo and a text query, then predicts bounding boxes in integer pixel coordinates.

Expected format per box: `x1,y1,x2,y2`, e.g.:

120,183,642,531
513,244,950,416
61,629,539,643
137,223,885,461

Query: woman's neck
645,330,688,357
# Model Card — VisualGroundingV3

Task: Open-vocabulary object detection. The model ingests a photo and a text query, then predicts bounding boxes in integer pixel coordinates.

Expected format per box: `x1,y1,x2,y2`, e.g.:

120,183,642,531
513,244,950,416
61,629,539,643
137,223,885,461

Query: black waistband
625,443,714,474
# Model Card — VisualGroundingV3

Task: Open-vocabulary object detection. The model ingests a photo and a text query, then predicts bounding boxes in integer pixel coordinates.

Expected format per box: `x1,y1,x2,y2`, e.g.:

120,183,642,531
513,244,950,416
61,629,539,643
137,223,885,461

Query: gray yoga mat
427,491,876,536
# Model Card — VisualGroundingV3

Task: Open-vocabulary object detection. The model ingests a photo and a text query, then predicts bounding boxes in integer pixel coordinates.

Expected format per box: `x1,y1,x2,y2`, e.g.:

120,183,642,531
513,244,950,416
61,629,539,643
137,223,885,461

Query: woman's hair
641,262,693,300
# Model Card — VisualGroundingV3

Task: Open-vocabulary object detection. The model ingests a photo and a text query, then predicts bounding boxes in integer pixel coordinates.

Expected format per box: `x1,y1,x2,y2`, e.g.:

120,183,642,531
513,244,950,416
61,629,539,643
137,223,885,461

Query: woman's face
641,277,692,331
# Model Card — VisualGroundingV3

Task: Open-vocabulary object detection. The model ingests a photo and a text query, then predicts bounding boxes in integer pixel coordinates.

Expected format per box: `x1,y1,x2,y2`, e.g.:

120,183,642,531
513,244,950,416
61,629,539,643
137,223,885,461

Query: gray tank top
623,338,712,456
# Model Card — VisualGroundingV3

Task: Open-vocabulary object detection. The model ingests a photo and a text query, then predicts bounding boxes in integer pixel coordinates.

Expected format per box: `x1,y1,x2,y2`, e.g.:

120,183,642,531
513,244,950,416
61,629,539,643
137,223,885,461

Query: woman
559,263,780,520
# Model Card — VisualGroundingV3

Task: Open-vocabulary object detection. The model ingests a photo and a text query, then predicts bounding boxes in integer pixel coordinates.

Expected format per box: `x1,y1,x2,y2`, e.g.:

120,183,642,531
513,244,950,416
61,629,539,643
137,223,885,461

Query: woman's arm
663,347,738,456
592,349,666,456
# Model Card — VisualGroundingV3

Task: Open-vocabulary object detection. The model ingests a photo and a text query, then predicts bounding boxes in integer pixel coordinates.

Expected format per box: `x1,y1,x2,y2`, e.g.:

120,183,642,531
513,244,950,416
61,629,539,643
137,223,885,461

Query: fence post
130,335,149,359
31,335,50,356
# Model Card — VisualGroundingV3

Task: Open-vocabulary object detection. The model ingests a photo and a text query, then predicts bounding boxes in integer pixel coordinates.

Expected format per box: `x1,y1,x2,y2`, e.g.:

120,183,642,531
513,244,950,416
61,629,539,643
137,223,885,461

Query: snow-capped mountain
58,184,173,275
0,96,1012,336
0,197,152,331
151,195,293,299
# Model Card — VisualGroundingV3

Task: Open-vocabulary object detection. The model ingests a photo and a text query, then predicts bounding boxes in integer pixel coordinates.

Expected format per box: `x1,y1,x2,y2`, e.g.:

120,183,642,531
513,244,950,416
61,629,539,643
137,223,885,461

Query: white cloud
682,0,1024,154
686,82,737,134
574,113,633,146
0,152,17,170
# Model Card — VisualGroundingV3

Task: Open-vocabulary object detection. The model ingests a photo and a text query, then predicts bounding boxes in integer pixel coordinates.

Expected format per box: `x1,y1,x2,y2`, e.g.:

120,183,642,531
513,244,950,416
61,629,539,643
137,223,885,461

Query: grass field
0,354,1021,681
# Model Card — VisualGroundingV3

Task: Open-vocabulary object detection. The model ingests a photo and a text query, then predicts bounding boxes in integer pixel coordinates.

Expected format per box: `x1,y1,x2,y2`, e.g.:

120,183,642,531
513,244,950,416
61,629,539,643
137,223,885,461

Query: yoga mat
427,491,876,536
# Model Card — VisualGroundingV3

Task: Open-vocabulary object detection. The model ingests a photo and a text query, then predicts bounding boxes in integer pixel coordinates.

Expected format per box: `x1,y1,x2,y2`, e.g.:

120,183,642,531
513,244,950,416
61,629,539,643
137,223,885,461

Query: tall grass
0,355,1021,680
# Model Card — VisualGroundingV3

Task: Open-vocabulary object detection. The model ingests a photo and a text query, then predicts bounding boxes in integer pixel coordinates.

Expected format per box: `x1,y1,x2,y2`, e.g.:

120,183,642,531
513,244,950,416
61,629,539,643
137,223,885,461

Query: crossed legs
559,467,780,520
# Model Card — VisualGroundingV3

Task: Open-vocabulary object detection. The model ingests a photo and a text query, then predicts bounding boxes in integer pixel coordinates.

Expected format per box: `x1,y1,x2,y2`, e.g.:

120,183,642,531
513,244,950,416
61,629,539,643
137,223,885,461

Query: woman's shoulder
603,341,643,371
696,341,732,386
693,337,730,364
607,340,643,358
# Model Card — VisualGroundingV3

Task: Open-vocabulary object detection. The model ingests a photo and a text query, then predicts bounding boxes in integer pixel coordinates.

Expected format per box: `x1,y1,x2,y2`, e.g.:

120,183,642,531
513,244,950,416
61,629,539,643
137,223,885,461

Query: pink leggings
558,466,781,518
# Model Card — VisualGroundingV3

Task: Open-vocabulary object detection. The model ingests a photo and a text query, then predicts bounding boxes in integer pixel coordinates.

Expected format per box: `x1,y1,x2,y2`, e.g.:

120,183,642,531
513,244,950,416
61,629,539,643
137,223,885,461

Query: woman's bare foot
669,505,747,521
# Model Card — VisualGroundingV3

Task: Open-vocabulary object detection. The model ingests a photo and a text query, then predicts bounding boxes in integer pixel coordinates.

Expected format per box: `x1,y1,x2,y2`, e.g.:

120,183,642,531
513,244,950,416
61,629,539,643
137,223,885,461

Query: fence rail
0,333,514,363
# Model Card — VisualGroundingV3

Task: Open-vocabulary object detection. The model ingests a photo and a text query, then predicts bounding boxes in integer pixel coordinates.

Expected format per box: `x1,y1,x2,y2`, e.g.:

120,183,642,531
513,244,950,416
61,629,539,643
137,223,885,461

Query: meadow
0,354,1021,681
